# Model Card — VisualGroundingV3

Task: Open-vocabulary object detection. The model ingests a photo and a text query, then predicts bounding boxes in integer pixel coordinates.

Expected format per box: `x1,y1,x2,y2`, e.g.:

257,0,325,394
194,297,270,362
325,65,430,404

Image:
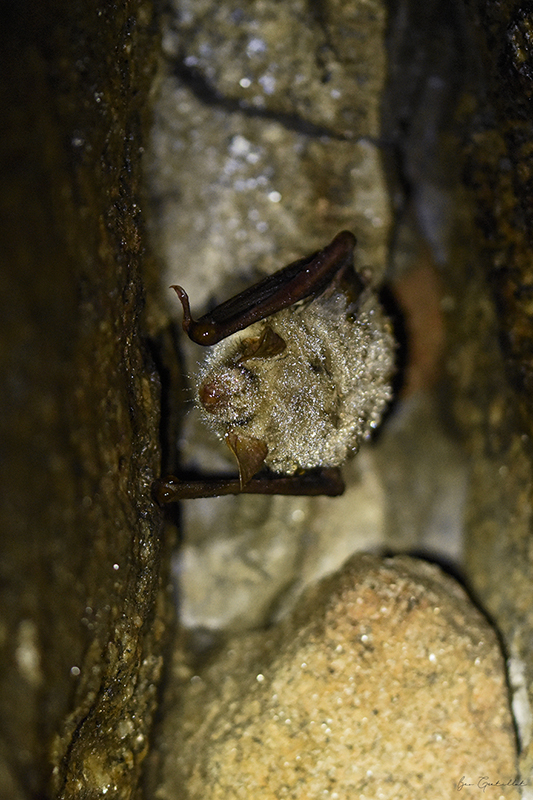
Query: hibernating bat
154,231,396,501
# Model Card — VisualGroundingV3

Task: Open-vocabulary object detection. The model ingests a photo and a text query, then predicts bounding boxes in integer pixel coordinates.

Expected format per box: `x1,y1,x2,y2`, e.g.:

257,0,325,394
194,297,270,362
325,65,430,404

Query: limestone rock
156,555,518,799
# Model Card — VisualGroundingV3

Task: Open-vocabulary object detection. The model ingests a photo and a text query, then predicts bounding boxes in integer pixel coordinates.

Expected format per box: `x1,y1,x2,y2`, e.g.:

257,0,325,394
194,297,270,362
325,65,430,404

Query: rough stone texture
444,1,533,792
0,2,170,799
147,0,391,313
444,206,533,796
383,3,533,792
154,555,518,800
176,453,386,632
462,0,533,427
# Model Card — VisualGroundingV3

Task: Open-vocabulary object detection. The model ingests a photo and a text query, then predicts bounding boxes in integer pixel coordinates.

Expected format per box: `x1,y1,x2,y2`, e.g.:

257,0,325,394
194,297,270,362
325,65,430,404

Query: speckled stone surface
0,2,169,798
148,0,391,313
154,555,518,799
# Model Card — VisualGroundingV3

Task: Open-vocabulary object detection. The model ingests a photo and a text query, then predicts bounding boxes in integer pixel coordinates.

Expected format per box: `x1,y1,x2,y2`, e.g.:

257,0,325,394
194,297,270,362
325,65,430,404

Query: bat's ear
225,431,268,488
238,325,286,362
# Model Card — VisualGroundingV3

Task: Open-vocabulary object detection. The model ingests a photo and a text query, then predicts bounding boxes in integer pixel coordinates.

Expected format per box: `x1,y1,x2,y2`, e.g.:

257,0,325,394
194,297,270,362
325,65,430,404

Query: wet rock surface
154,555,518,800
147,0,391,311
0,2,169,798
462,0,533,423
450,0,533,790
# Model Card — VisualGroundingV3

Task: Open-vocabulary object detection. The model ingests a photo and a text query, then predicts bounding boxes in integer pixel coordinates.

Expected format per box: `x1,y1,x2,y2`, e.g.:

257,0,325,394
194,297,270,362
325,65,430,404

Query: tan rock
156,555,518,799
